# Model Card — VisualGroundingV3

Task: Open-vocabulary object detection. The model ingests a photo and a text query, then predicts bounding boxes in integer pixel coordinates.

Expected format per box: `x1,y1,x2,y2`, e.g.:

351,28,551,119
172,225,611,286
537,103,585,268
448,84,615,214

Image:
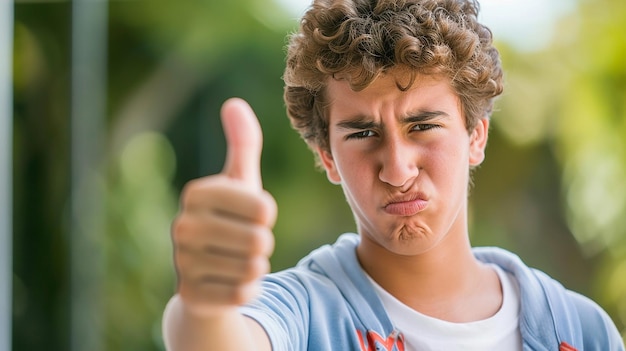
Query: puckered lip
382,192,429,216
383,192,428,206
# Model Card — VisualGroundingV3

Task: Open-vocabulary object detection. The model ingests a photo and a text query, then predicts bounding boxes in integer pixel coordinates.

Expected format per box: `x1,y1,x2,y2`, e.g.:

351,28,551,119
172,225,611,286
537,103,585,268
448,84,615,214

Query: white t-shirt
367,265,522,351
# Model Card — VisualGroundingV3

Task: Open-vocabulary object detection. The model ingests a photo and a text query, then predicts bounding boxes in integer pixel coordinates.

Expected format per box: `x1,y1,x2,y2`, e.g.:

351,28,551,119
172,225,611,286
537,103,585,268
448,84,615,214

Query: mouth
383,193,428,216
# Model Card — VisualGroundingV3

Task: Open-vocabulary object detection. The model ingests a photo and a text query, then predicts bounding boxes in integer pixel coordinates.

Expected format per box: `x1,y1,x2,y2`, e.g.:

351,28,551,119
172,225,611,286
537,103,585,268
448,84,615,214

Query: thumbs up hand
221,97,264,190
172,98,277,316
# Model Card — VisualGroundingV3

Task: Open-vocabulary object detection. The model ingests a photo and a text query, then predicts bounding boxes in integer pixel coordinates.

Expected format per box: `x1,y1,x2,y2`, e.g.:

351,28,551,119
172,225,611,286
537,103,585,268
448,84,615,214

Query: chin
384,225,439,256
392,220,432,241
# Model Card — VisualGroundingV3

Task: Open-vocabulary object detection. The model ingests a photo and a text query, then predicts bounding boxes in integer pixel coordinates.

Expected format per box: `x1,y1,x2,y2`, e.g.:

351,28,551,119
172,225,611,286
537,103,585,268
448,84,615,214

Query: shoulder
239,268,341,351
250,267,335,305
474,247,624,349
565,290,625,350
246,233,364,312
247,258,352,313
531,268,624,350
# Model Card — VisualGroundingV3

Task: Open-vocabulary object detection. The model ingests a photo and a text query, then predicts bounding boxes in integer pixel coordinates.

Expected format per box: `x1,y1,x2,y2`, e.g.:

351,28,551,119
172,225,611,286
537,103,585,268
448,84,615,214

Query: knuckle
242,256,269,281
261,191,278,226
247,226,274,257
247,225,265,249
255,257,271,276
173,249,196,278
171,214,197,247
171,215,187,239
243,196,265,221
250,192,278,226
179,176,222,209
232,283,260,306
179,178,201,206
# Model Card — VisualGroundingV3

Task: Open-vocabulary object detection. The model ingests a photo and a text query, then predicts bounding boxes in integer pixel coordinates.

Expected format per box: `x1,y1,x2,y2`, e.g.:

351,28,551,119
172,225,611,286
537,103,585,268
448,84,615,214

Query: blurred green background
9,0,626,350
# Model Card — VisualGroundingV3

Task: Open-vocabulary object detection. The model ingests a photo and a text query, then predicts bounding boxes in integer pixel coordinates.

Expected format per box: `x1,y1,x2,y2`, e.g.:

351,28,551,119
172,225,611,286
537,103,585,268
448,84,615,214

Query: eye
411,123,440,132
346,130,377,140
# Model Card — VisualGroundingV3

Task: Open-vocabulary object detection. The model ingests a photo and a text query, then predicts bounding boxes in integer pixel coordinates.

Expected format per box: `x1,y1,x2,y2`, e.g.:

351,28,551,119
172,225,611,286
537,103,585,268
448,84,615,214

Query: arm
163,295,271,351
162,98,276,351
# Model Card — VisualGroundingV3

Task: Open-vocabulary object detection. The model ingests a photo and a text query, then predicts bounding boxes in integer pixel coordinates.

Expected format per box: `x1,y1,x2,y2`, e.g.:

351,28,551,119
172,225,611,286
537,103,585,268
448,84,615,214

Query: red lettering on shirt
559,341,578,351
356,329,405,351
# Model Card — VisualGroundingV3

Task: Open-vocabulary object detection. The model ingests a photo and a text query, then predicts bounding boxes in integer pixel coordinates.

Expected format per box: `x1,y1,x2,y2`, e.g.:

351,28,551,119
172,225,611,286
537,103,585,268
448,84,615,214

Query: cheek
335,154,376,197
336,155,368,184
428,143,470,183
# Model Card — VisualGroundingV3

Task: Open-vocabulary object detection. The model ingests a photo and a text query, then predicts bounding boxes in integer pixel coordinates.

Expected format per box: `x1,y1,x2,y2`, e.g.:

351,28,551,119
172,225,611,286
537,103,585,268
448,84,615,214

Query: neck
357,226,501,322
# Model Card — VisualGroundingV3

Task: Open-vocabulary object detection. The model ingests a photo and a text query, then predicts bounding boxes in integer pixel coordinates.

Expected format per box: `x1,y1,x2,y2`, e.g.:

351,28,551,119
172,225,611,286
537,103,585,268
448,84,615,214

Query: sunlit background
4,0,626,350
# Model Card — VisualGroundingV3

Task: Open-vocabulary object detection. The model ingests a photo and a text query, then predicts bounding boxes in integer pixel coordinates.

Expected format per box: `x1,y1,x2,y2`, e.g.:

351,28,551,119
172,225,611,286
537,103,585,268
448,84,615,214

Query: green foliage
483,0,626,336
105,132,177,350
553,0,626,336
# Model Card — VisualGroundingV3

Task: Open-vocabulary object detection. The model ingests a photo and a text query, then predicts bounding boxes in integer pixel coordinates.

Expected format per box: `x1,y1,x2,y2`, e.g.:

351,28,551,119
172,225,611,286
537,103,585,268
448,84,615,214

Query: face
317,72,489,257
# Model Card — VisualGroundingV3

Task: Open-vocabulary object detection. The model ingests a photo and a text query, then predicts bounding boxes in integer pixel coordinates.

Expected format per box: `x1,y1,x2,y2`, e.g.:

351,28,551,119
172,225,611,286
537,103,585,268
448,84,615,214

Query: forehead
324,72,461,121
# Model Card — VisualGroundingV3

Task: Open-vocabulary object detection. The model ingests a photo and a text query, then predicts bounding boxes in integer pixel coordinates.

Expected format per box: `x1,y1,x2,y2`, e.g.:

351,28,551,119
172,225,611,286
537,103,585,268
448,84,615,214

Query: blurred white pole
70,0,108,350
0,1,14,351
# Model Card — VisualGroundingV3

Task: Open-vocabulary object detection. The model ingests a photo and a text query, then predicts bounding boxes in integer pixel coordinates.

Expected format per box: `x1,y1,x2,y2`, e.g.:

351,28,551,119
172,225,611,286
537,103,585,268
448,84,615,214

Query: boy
163,0,624,350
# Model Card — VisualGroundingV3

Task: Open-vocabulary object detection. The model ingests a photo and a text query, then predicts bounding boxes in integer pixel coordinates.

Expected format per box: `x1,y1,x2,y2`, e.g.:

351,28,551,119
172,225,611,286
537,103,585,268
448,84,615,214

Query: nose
378,137,419,189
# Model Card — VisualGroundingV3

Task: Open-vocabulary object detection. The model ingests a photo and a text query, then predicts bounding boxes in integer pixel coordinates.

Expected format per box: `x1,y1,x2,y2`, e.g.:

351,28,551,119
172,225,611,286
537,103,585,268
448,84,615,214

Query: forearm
162,294,270,351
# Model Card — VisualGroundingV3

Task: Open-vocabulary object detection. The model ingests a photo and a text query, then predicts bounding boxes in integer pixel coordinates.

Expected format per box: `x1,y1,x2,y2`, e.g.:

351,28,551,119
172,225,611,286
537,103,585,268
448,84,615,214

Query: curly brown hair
283,0,503,154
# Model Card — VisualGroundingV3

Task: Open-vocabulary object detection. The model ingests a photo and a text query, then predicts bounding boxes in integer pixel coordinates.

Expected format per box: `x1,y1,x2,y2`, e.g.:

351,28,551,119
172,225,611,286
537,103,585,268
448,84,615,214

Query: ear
469,118,489,167
316,146,342,185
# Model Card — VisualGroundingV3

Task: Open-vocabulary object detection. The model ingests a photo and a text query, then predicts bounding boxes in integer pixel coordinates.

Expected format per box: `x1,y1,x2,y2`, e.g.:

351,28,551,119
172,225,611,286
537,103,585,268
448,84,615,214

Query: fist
172,98,277,316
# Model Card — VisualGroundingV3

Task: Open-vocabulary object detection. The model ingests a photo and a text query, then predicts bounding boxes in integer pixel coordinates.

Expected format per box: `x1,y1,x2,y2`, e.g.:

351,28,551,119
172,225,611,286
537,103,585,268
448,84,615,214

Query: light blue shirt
241,233,624,351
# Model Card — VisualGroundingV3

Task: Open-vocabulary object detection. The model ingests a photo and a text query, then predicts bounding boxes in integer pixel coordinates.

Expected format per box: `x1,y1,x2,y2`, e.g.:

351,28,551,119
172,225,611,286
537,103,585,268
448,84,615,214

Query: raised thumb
220,98,263,190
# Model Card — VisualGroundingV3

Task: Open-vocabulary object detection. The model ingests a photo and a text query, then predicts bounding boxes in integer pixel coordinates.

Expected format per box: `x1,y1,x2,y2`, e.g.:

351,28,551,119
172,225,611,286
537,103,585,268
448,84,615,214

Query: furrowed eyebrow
336,116,379,131
334,110,450,130
403,110,450,123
